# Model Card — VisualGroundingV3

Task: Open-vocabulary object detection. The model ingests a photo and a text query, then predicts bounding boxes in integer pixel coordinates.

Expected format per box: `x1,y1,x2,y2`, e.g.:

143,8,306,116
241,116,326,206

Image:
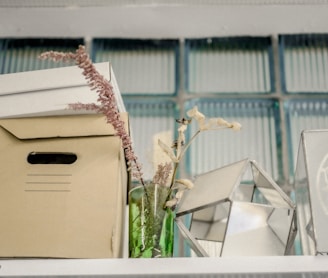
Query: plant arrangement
39,45,241,258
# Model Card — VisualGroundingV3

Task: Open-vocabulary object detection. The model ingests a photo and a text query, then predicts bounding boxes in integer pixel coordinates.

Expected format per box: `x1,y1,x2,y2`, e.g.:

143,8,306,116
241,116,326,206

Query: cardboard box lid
0,113,129,140
0,62,126,118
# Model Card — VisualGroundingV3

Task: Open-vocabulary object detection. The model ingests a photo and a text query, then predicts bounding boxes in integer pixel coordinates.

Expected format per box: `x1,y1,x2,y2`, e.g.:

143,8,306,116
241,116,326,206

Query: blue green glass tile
0,38,84,74
184,99,282,181
92,39,179,95
124,98,179,181
279,34,328,94
285,99,328,180
185,37,274,94
0,40,5,73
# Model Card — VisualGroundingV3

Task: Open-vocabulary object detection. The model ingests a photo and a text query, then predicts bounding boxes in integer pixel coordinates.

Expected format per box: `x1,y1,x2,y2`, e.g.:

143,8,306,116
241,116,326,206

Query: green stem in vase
129,183,174,258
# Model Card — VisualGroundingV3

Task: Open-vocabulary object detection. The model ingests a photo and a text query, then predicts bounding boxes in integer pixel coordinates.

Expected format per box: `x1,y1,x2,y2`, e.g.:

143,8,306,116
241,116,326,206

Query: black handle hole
27,152,77,164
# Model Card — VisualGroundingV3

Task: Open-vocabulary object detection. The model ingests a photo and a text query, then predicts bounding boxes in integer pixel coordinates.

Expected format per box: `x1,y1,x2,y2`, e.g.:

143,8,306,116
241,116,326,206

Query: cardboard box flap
0,113,128,140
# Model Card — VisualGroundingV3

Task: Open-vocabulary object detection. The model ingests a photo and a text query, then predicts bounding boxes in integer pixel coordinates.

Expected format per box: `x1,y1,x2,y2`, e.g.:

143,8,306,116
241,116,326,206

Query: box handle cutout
27,152,77,164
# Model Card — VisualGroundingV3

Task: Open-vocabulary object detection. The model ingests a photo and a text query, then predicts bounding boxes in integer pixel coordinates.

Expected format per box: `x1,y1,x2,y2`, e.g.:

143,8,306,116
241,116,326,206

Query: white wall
1,3,328,39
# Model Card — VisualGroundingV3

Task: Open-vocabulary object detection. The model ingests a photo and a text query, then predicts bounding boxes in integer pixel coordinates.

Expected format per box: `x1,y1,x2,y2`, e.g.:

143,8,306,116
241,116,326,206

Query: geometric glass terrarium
176,159,297,257
294,129,328,256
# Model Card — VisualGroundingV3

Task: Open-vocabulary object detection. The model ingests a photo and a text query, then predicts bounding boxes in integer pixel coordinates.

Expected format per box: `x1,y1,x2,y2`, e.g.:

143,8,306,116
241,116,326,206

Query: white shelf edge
0,256,328,277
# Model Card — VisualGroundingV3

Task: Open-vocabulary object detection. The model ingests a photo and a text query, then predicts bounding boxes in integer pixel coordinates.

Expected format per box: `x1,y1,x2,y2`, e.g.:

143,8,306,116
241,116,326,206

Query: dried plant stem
39,45,145,186
168,130,200,190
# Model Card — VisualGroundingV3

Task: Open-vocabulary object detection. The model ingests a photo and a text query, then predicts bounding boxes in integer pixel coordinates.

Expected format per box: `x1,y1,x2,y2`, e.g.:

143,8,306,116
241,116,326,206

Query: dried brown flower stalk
39,45,145,185
152,162,173,187
39,45,242,210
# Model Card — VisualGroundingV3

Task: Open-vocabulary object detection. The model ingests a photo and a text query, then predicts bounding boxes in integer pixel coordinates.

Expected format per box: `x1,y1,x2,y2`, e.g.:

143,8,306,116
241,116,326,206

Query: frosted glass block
280,34,328,93
92,39,178,95
0,40,5,73
285,99,328,180
184,99,281,181
0,39,83,74
124,99,178,181
185,37,273,94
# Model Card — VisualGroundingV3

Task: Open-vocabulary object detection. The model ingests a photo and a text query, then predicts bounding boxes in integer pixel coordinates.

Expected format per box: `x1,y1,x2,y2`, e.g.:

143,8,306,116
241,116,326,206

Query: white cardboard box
0,64,129,259
0,62,125,118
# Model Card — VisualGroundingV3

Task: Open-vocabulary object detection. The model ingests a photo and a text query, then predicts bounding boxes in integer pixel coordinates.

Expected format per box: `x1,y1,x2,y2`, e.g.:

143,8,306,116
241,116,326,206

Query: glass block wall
280,34,328,93
280,34,328,182
185,37,274,94
92,39,179,95
2,35,328,189
124,99,178,181
0,38,83,74
184,98,281,181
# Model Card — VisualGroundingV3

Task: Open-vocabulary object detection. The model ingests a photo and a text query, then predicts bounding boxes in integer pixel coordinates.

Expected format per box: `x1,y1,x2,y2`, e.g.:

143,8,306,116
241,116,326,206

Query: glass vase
129,183,175,258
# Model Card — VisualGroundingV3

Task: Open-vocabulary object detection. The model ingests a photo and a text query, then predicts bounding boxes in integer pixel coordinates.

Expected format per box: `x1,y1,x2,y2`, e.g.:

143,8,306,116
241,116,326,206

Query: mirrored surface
176,159,296,257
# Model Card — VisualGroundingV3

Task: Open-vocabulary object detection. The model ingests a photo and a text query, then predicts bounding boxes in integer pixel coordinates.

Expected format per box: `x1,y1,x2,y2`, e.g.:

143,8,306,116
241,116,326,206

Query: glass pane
0,38,83,74
285,99,328,180
184,99,281,181
92,39,179,95
280,34,328,93
185,37,273,94
124,98,178,181
294,130,328,255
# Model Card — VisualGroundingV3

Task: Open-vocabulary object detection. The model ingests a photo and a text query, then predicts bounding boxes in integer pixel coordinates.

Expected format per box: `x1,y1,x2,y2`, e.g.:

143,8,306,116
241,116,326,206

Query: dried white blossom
187,107,242,132
230,121,242,131
165,198,178,208
208,118,219,128
176,124,187,156
178,124,187,133
165,190,184,208
175,190,184,200
158,139,179,163
217,117,242,131
187,106,206,127
174,179,194,189
160,106,241,210
187,106,204,120
217,117,231,127
199,118,219,130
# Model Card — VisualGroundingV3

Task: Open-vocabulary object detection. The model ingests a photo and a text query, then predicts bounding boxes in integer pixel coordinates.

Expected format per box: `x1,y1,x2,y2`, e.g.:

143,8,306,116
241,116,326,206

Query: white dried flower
217,117,242,131
217,117,230,127
160,106,240,211
187,106,206,127
178,124,187,133
165,198,178,208
198,120,209,130
208,118,219,128
177,125,186,144
158,139,179,163
165,190,185,208
175,190,184,200
230,121,242,131
174,179,194,189
199,118,221,130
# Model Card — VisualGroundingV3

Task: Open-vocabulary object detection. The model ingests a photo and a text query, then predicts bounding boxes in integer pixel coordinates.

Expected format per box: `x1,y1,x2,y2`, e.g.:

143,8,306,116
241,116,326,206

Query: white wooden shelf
0,256,328,277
